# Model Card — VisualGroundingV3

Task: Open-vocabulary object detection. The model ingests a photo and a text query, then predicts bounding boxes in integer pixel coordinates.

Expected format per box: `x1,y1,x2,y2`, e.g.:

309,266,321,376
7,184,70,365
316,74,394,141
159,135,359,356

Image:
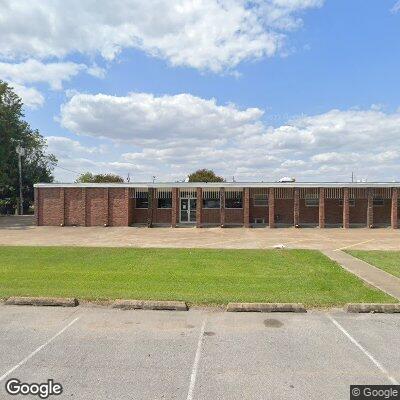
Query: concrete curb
226,302,307,313
5,296,79,307
112,299,188,311
345,303,400,313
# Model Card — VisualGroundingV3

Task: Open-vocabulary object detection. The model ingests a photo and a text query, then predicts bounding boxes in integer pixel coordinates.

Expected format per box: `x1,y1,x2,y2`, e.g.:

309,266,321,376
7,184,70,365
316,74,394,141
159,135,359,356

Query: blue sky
1,0,400,182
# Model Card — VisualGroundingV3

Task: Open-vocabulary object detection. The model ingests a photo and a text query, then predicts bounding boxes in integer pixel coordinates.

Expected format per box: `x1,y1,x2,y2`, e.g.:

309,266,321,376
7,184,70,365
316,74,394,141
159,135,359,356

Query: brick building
34,182,399,228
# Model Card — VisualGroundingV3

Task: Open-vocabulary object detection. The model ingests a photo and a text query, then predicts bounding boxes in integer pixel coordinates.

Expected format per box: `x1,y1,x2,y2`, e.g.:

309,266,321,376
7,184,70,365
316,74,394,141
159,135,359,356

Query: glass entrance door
180,198,197,223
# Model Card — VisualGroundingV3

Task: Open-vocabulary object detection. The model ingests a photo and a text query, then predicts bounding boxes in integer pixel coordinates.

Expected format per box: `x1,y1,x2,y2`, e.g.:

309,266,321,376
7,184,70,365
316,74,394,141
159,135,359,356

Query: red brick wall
132,199,148,224
202,209,220,224
374,200,391,225
86,188,108,226
65,188,85,226
275,199,293,224
349,199,367,225
225,208,243,224
299,199,318,224
154,208,172,224
38,188,63,226
109,188,129,226
325,199,342,225
249,197,268,223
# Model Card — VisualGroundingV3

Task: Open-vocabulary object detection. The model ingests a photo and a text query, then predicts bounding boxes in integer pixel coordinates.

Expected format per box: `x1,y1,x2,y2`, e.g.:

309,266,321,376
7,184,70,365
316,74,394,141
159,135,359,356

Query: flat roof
35,182,400,189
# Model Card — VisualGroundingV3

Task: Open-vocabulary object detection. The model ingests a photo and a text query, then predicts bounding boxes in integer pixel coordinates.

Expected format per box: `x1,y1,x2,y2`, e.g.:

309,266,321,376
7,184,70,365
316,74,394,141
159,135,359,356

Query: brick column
171,188,178,227
34,188,40,226
147,188,154,228
343,188,350,229
60,188,65,226
105,188,110,226
196,187,202,228
83,188,87,227
319,188,325,228
220,187,225,227
125,188,131,226
391,188,398,229
269,188,275,228
293,188,299,227
367,189,374,228
243,188,250,227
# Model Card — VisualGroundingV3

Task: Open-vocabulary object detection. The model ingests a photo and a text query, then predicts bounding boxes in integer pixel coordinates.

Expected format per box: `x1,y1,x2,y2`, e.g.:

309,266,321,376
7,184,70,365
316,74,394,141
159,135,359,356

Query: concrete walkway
323,250,400,301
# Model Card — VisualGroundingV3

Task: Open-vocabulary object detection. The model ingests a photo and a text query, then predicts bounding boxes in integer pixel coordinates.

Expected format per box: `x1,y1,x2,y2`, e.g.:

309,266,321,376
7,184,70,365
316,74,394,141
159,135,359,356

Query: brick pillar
34,187,40,226
269,188,275,228
125,188,131,226
60,188,65,226
391,188,398,229
243,188,250,228
294,188,300,227
105,188,110,226
196,187,202,228
83,188,87,227
319,188,325,228
343,188,350,229
171,188,178,227
367,189,374,228
147,188,154,228
220,187,225,227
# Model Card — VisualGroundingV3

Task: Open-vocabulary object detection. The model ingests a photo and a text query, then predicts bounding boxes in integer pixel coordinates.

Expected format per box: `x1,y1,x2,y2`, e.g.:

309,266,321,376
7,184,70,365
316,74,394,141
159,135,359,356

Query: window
203,198,220,208
373,197,384,206
253,194,268,206
339,199,356,207
225,197,243,209
157,198,172,208
135,196,148,208
305,198,319,207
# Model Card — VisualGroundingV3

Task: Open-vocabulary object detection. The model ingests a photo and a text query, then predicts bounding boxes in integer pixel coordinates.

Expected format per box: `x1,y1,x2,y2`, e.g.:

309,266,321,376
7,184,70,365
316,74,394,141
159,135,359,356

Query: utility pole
16,145,25,215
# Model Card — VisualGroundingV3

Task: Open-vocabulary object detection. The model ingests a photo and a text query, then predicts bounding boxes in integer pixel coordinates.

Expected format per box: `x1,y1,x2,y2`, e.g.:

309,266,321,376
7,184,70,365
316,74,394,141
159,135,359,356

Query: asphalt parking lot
0,305,399,400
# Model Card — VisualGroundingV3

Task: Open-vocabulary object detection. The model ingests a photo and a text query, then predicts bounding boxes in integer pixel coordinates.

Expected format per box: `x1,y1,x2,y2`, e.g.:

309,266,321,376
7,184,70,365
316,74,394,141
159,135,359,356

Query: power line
53,165,80,174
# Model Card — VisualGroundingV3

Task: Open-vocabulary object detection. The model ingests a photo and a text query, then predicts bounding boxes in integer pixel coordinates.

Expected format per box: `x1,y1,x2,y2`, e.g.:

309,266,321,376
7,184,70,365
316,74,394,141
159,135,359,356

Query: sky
1,0,400,183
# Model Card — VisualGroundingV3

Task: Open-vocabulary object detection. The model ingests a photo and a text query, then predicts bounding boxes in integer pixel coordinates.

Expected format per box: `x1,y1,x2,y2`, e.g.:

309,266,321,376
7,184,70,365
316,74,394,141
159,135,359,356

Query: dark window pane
305,198,319,207
136,197,148,208
203,199,220,208
373,197,384,206
158,198,172,208
225,198,243,208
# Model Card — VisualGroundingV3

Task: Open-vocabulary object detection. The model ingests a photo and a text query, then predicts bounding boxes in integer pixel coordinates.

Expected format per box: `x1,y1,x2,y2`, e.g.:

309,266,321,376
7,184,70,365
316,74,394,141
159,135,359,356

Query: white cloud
60,92,264,146
10,83,44,108
55,92,400,182
0,0,322,72
0,59,86,90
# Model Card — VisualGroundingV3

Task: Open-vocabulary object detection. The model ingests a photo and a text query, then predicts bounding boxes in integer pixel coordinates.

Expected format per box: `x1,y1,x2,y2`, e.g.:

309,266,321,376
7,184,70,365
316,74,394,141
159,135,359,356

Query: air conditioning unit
254,218,265,224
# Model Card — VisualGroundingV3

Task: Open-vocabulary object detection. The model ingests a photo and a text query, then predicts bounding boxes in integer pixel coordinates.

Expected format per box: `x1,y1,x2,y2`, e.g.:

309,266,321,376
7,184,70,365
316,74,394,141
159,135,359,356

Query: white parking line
333,239,374,251
327,315,398,385
186,317,207,400
0,316,80,383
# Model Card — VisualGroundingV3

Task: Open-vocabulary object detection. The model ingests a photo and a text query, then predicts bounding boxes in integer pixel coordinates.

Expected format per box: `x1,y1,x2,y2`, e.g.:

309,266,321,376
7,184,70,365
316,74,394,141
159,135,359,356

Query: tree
0,80,56,214
188,169,225,182
76,172,124,183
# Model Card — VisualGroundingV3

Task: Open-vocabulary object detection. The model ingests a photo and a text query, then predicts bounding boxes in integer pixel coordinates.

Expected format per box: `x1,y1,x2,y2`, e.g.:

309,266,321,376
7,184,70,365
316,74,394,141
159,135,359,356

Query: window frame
157,198,172,209
202,198,221,209
135,196,149,209
253,193,268,207
373,197,384,206
305,198,319,207
225,197,243,209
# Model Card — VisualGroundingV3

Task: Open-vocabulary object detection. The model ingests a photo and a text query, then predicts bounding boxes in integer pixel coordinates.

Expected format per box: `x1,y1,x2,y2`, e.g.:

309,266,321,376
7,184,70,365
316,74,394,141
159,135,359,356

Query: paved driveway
0,305,399,400
1,216,399,250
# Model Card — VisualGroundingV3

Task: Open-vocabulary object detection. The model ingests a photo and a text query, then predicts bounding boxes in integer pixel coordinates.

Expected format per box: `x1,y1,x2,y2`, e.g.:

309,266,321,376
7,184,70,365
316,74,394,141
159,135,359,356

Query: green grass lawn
348,250,400,279
0,246,395,306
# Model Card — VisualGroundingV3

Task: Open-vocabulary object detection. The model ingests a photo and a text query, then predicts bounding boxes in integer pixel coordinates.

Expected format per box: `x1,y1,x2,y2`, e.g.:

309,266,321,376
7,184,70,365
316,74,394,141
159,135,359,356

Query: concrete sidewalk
323,250,400,301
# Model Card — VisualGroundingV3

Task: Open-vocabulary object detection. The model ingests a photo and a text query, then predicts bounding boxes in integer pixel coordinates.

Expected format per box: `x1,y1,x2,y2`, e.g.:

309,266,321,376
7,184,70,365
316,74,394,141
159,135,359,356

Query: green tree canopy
188,169,225,182
0,80,56,214
76,172,124,183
